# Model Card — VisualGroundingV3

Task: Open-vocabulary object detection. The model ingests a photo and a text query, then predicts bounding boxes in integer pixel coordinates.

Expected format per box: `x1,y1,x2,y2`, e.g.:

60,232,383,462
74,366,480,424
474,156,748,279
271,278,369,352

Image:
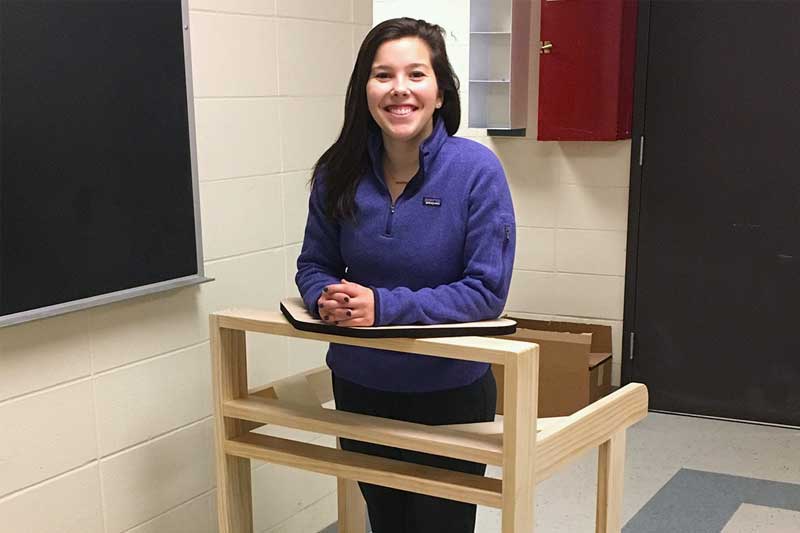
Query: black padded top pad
280,297,517,339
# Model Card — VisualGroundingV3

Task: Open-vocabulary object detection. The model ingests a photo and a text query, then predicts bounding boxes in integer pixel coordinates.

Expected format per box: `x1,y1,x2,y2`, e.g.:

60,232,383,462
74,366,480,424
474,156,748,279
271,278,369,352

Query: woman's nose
391,77,409,96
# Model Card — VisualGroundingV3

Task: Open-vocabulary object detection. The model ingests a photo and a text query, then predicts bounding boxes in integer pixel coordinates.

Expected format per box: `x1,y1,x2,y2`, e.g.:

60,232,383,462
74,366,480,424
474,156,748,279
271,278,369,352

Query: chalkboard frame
0,0,210,328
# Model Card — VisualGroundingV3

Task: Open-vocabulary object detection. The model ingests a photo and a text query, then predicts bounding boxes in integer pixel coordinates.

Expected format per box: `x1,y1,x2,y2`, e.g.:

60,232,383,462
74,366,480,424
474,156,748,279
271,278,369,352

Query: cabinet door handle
540,40,553,54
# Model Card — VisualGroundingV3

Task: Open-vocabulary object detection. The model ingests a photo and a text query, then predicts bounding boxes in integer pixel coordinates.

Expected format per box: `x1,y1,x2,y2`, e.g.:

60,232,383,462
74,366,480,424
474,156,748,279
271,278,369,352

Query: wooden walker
210,306,648,533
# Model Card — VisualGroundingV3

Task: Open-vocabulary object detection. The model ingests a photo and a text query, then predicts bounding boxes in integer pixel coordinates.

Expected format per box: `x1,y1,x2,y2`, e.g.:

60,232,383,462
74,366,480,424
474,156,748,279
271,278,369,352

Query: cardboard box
492,318,613,417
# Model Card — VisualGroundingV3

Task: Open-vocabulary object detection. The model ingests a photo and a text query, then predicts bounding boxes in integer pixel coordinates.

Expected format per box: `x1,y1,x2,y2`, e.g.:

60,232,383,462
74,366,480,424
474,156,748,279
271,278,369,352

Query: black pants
332,368,497,533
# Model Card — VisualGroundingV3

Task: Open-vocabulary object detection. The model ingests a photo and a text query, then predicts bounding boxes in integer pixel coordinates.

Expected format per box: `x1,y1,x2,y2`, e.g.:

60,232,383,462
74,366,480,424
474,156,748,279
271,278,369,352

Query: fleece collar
366,117,449,190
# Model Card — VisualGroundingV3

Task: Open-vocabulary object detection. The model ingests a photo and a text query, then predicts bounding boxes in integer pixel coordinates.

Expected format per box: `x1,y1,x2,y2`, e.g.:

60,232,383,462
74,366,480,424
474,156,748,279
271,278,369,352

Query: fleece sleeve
294,178,346,318
372,157,516,326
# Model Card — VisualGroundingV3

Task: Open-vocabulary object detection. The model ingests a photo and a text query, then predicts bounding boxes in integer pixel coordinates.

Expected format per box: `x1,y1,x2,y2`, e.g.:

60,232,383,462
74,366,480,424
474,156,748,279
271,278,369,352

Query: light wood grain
336,437,366,533
225,395,504,465
439,416,568,437
501,345,539,532
225,432,504,508
596,430,626,533
337,477,366,533
535,384,647,483
210,316,253,533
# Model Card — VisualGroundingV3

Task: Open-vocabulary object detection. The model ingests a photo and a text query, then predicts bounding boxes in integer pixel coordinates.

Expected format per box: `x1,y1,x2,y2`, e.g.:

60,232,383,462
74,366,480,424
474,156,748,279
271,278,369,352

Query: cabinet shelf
470,0,513,33
468,0,531,131
469,82,509,129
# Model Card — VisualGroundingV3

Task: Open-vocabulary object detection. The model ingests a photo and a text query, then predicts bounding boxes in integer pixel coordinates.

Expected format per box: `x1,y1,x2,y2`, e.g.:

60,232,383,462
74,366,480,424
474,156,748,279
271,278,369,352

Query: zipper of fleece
385,201,396,236
379,147,427,237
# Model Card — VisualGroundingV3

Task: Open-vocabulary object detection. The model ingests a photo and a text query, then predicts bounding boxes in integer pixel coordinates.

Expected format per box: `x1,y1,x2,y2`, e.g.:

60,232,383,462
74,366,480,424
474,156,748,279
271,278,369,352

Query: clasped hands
317,279,375,327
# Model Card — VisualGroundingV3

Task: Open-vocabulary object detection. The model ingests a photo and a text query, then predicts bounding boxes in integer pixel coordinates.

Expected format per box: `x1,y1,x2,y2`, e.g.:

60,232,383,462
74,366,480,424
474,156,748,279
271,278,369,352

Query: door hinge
628,331,635,360
638,136,645,166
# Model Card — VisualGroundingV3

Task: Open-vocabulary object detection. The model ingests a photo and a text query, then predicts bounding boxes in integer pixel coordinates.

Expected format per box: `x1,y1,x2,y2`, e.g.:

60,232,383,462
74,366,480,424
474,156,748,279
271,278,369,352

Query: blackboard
0,0,208,327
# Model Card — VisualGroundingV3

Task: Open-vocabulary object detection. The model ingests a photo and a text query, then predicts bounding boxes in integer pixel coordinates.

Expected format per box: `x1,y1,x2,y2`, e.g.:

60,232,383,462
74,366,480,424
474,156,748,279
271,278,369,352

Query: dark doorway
623,1,800,426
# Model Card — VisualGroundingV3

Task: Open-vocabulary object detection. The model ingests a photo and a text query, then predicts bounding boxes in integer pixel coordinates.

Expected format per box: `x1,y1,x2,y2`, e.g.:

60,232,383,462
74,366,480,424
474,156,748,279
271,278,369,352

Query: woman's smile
384,104,418,117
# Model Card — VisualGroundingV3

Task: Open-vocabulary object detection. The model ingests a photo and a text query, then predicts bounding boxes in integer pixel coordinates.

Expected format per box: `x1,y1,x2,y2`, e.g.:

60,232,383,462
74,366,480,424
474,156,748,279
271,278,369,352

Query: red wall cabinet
537,0,638,141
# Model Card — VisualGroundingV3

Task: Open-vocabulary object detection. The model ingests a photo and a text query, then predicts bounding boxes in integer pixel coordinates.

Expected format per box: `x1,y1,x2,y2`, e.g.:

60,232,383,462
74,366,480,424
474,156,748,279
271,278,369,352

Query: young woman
295,17,516,533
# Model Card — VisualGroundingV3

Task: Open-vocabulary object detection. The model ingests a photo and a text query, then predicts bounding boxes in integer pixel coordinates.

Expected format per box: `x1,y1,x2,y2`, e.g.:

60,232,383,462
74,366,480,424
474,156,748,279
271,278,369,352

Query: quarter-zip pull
385,201,397,236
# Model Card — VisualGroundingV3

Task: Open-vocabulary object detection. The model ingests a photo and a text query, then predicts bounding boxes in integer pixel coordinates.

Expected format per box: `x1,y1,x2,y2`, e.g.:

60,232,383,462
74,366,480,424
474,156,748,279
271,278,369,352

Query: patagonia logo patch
423,197,442,207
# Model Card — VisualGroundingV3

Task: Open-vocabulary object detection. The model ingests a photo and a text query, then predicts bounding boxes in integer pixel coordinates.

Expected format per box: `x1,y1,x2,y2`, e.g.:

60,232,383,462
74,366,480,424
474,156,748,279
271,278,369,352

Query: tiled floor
323,412,800,532
723,504,800,532
623,469,800,532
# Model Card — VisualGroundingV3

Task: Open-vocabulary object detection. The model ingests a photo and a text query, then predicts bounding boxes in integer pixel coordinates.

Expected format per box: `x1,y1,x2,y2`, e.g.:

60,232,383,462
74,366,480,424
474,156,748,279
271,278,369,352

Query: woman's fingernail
323,287,328,293
346,310,352,317
344,296,350,303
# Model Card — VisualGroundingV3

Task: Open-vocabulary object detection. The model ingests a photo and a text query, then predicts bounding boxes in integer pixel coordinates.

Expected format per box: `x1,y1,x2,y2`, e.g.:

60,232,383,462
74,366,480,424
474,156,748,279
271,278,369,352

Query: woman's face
366,37,443,145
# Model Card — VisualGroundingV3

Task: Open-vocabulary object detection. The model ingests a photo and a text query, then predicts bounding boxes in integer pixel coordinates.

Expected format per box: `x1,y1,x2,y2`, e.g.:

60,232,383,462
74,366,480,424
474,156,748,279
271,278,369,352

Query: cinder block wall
0,1,372,532
375,0,632,385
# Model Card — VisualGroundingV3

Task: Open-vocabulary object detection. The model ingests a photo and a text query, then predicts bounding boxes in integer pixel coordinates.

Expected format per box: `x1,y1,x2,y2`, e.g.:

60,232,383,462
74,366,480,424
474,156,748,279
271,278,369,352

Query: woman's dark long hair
312,17,461,222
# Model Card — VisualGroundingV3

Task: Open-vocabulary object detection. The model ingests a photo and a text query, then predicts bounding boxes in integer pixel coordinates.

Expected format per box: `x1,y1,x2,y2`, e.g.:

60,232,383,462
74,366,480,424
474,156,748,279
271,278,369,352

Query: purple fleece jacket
295,118,515,392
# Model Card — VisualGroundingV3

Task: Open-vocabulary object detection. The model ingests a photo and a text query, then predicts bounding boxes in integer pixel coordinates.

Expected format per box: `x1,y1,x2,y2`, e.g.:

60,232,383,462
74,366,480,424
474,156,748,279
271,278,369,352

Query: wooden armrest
534,383,648,482
212,309,535,365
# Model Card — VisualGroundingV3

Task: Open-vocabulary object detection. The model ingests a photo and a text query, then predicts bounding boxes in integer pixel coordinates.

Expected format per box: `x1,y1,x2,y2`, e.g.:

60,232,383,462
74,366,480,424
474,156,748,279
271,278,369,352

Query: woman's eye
411,71,425,78
375,72,390,79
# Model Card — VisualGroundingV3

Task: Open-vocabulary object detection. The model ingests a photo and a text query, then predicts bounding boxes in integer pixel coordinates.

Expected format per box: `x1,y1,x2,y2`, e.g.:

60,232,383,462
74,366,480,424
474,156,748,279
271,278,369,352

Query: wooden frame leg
596,429,626,533
337,477,367,533
501,347,538,532
217,455,253,533
336,438,367,533
211,320,254,533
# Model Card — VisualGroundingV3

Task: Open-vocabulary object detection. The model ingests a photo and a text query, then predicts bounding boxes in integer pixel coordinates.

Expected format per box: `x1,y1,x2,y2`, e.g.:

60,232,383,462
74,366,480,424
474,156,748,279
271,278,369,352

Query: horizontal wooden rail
225,395,504,465
534,383,648,483
222,385,646,511
225,432,504,508
213,309,534,365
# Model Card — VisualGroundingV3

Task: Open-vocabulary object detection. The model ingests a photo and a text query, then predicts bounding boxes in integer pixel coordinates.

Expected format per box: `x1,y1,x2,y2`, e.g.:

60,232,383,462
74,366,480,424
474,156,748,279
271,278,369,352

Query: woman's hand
316,279,375,327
